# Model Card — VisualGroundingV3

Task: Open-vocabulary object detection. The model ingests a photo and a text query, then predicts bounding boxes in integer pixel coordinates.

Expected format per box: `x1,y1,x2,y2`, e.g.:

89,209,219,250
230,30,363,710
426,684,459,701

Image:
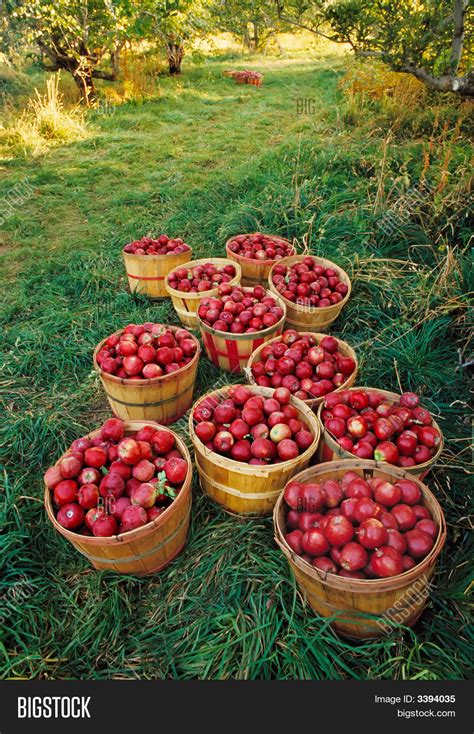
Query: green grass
0,53,472,680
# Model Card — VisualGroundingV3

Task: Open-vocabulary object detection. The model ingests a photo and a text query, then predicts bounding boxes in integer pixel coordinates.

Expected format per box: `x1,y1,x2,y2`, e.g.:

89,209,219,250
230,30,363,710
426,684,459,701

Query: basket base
88,540,188,576
130,293,169,300
329,611,422,640
204,494,273,520
196,456,280,517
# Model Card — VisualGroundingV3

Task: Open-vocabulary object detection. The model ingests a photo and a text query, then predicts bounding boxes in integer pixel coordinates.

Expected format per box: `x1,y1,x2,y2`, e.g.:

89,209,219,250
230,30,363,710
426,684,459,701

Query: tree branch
355,50,383,58
90,69,117,81
450,0,469,72
274,0,339,43
400,63,474,96
274,0,473,96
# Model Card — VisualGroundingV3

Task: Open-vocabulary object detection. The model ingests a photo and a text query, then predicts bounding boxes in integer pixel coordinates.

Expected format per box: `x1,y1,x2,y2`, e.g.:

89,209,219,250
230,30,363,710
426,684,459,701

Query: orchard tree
276,0,474,97
1,0,136,103
139,0,208,75
211,0,286,51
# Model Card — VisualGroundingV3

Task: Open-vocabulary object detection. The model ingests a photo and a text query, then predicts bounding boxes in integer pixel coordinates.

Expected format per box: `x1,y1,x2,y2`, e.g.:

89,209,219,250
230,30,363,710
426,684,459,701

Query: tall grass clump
339,60,473,138
0,75,87,158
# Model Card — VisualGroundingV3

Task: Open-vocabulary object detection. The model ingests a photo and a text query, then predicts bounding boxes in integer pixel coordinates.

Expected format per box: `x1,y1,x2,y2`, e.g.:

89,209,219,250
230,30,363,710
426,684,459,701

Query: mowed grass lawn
0,54,472,679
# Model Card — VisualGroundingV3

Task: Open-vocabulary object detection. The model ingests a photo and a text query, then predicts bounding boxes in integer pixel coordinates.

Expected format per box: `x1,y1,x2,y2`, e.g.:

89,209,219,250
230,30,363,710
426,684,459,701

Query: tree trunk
242,26,252,50
166,42,184,75
252,21,259,51
72,68,96,105
110,44,123,79
38,40,102,104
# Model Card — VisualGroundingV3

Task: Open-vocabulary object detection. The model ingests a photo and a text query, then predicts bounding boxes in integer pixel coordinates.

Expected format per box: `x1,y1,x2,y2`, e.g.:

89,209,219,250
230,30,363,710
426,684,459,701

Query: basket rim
188,384,321,475
44,420,192,546
122,246,192,260
273,458,447,590
268,254,352,314
196,287,287,340
93,324,201,387
164,257,242,299
317,385,444,471
225,234,296,266
246,330,358,406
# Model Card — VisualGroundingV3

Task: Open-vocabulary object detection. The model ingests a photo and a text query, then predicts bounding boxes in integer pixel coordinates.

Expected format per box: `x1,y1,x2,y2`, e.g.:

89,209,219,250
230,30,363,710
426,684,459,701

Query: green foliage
210,0,287,50
133,0,210,74
0,55,472,680
1,0,138,100
137,0,209,44
279,0,474,94
3,0,134,61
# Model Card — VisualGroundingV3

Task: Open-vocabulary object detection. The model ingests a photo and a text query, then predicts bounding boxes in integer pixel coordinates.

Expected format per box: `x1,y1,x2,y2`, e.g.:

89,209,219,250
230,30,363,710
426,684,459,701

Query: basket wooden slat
274,459,446,638
165,258,242,328
122,248,192,299
225,234,296,287
44,421,192,575
189,385,321,517
317,386,444,479
268,255,351,331
246,331,358,408
93,325,200,424
197,288,287,374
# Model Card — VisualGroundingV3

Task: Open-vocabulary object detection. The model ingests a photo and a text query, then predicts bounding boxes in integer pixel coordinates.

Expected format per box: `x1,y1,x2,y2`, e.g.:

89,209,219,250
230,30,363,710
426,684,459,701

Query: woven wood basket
164,258,242,328
225,234,296,287
268,255,351,331
317,387,444,479
93,325,200,424
197,288,287,373
189,385,321,517
274,459,446,638
44,421,192,575
122,248,192,299
246,331,358,409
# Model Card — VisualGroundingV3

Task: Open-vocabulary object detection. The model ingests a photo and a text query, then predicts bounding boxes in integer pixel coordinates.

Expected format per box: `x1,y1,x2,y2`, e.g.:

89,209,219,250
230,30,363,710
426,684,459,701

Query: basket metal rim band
199,318,284,342
278,536,439,593
127,273,165,281
104,384,193,407
298,578,432,609
76,505,191,564
196,458,283,500
204,345,255,360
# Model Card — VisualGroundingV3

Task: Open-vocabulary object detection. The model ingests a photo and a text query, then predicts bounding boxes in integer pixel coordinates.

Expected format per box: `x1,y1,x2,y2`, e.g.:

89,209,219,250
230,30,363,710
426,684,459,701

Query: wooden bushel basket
197,288,287,374
274,459,446,638
189,385,321,517
225,234,296,287
246,331,358,409
268,255,351,331
122,247,192,299
317,387,444,479
93,325,200,424
165,257,242,328
44,421,192,575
